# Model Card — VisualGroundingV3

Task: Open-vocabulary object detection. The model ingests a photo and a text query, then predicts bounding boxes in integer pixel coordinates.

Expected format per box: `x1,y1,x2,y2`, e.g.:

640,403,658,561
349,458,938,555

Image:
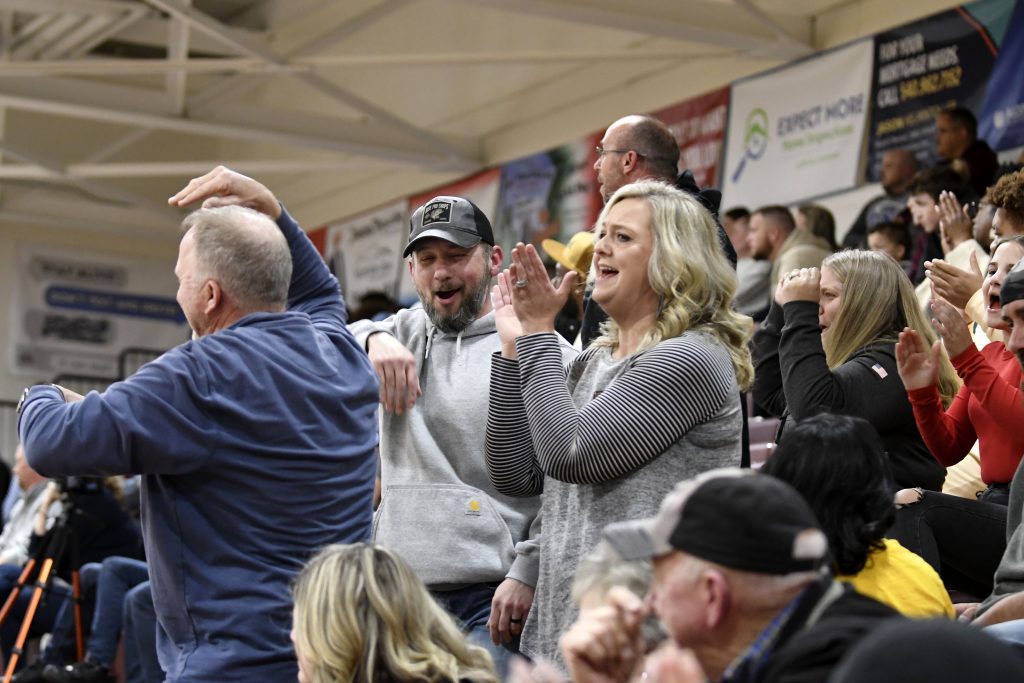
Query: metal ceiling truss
0,0,822,230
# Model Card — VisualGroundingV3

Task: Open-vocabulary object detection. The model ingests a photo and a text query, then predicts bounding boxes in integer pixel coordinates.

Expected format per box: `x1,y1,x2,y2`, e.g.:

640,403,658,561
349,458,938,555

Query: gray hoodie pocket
373,483,517,586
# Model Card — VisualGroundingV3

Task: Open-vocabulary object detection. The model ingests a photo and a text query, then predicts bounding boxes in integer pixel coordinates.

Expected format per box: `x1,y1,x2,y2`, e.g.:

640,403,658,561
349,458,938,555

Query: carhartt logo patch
422,200,453,226
466,499,482,516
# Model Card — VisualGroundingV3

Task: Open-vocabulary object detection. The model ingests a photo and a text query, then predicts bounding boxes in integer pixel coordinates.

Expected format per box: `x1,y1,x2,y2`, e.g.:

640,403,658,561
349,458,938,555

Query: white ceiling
0,0,958,241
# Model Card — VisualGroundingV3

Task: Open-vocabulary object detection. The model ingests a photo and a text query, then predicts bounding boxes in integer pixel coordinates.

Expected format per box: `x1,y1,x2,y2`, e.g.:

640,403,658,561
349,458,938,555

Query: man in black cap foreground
560,468,901,683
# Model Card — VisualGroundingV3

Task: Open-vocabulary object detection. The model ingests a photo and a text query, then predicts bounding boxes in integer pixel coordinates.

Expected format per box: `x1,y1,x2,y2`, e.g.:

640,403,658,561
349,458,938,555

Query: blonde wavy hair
821,250,959,405
591,180,754,390
292,544,499,683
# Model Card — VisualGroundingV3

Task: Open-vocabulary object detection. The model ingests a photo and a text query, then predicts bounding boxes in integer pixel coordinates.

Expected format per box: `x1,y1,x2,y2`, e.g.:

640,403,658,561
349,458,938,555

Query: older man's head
176,206,291,338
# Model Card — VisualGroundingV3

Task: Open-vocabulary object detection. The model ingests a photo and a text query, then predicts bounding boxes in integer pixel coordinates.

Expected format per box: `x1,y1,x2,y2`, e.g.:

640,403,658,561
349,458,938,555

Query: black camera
55,477,101,494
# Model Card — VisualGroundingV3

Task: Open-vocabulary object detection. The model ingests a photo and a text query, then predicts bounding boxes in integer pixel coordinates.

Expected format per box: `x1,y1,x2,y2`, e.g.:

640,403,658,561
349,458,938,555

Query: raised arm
775,300,850,417
19,350,216,478
511,332,734,485
898,328,975,466
486,352,545,497
953,343,1024,426
752,298,788,417
169,166,345,323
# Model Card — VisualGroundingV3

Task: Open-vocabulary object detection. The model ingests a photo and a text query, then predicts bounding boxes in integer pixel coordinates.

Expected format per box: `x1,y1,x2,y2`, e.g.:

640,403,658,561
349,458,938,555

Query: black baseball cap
1000,259,1024,308
403,196,495,257
602,468,828,575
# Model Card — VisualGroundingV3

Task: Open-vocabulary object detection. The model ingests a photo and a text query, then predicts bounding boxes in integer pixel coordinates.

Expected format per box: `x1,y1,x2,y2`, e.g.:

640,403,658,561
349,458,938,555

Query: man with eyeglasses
583,115,736,346
593,115,683,203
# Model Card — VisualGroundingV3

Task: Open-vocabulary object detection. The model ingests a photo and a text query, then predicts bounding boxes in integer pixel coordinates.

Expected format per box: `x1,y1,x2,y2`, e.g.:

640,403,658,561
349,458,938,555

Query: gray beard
422,276,490,334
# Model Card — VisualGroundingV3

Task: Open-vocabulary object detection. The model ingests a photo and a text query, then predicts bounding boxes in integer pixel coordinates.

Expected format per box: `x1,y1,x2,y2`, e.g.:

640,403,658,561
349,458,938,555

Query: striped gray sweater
485,331,742,668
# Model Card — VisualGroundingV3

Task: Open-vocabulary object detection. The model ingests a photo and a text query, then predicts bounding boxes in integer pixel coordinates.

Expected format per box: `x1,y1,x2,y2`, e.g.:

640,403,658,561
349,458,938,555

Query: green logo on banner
732,108,769,183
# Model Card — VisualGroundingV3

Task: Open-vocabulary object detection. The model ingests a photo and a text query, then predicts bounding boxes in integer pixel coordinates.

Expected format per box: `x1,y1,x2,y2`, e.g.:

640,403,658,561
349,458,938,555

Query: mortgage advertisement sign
721,40,873,208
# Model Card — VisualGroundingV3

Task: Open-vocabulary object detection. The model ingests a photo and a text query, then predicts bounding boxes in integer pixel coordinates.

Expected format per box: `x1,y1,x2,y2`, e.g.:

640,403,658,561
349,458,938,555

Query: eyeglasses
595,146,635,159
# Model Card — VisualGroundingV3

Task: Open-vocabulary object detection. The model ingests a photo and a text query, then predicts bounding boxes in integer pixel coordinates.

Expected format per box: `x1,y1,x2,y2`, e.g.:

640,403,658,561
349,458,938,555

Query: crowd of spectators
1,101,1024,683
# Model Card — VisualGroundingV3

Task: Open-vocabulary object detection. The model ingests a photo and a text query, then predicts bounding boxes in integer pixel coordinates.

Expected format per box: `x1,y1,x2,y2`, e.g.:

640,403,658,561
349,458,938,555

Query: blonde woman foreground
485,180,753,667
753,250,959,491
292,544,498,683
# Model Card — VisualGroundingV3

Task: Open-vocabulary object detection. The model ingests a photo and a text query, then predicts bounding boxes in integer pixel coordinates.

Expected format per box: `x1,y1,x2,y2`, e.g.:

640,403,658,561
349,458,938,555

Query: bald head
615,115,680,180
595,115,680,201
182,205,292,312
879,149,918,195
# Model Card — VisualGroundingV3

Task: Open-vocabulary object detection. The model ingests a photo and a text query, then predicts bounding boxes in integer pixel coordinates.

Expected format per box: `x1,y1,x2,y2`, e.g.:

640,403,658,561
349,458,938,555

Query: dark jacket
723,577,901,683
954,139,999,198
753,300,944,490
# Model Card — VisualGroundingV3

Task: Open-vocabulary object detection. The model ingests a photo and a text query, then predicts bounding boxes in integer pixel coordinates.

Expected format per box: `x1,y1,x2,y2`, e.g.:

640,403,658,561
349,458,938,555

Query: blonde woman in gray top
485,180,753,668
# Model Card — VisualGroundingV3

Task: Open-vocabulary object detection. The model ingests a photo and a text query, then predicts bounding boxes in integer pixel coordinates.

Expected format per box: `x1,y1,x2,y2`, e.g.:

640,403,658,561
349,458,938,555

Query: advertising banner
866,2,1007,178
652,86,730,189
494,139,601,253
978,0,1024,150
324,199,407,305
11,246,187,379
721,40,873,208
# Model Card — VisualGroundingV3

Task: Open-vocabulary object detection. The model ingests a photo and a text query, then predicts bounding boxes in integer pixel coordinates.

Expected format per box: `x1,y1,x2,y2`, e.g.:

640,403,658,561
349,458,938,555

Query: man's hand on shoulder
366,332,420,415
168,166,281,219
488,577,535,645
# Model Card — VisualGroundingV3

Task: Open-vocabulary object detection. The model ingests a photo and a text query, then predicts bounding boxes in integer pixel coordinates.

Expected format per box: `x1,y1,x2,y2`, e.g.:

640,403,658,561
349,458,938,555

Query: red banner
651,86,730,189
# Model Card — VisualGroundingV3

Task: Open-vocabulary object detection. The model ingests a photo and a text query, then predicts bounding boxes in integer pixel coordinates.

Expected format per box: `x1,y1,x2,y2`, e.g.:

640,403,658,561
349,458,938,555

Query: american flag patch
872,363,888,379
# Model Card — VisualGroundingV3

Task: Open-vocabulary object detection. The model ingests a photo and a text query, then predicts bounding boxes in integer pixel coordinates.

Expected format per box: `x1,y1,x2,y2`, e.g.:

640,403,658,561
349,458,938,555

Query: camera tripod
0,489,85,683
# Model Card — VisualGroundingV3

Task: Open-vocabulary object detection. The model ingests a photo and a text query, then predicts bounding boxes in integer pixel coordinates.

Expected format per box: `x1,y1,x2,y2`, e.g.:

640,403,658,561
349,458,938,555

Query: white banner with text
11,246,187,380
722,40,874,207
324,199,408,306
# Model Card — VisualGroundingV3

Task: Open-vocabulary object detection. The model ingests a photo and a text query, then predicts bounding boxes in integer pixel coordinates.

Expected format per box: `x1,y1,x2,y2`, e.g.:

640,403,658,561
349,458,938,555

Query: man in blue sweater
17,167,379,682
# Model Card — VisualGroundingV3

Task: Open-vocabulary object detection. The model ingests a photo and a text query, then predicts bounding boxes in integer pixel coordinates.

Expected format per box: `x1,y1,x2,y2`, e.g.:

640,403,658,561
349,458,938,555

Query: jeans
985,620,1024,659
432,583,519,678
890,490,1008,598
978,482,1011,506
123,581,162,683
41,557,152,680
89,557,149,667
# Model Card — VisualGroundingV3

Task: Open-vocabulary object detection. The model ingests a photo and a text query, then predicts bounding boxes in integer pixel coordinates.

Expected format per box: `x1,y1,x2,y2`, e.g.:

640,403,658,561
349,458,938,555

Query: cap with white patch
602,468,828,575
404,196,495,257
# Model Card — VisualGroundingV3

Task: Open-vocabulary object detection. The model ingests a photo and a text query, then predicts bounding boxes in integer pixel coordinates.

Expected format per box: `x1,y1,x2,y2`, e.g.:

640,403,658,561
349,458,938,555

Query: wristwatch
16,384,66,416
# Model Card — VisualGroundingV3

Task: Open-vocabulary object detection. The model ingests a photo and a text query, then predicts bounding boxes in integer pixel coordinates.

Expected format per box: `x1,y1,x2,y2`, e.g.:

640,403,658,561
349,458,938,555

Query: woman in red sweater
892,235,1024,597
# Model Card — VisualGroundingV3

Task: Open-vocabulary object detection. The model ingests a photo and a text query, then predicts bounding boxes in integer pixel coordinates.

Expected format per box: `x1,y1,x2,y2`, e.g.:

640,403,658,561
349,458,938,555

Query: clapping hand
929,297,972,359
937,190,972,254
925,251,983,309
895,327,940,391
503,243,577,335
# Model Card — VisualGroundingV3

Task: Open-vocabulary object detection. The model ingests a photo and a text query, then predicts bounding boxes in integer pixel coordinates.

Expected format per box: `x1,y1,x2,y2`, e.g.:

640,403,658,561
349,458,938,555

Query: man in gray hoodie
350,196,570,669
